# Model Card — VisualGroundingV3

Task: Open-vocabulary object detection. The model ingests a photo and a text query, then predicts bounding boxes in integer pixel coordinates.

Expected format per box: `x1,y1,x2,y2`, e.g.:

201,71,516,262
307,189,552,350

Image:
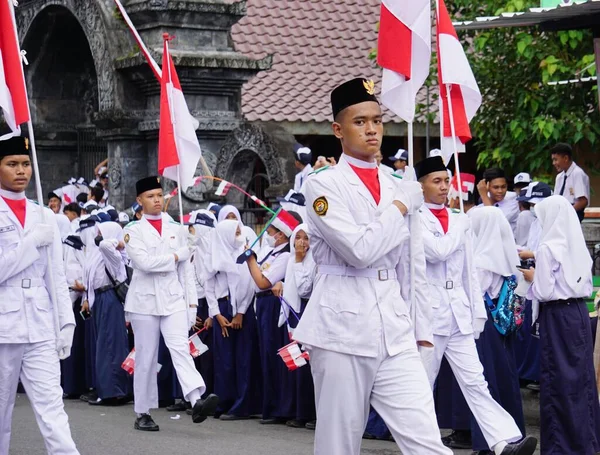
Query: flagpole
444,84,465,213
407,121,417,327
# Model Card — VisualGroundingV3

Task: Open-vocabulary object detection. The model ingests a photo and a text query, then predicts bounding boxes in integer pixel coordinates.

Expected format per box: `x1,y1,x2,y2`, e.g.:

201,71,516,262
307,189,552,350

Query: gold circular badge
124,233,130,244
313,196,328,217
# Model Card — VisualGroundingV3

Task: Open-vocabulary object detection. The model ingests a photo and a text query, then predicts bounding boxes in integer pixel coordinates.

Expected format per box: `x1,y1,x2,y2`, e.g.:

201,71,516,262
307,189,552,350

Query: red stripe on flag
436,0,458,40
377,3,412,80
0,0,30,126
158,38,180,176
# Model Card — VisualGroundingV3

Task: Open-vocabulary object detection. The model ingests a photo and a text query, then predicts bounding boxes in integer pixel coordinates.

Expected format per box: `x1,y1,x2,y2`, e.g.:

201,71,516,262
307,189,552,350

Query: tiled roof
231,0,428,125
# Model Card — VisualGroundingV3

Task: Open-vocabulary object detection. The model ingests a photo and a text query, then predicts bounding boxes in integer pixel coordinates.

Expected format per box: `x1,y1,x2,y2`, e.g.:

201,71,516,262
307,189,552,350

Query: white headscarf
470,207,519,277
535,195,592,295
279,224,313,326
55,214,72,241
217,205,241,223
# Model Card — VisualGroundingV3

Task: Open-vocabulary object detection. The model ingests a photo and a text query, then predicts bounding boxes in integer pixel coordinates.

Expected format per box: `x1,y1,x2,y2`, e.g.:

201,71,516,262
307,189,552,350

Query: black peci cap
414,156,447,180
331,78,379,119
136,176,162,196
0,136,30,159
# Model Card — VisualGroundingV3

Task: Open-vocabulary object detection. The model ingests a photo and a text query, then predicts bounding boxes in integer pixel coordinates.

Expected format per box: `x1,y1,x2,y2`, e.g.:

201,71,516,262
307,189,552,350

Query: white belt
429,279,463,290
1,278,45,289
318,265,397,281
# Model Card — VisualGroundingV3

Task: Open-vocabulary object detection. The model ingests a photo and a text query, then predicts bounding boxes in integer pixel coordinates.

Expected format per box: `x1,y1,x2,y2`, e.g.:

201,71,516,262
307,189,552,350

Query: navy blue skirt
195,298,214,397
61,298,87,396
471,304,526,451
93,288,131,399
366,408,391,439
539,299,600,455
84,310,97,391
256,294,295,420
516,300,540,382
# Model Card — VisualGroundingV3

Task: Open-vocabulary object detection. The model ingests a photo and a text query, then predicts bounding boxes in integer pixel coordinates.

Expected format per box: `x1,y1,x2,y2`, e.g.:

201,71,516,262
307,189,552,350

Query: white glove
188,306,198,329
175,246,193,262
187,233,197,249
394,181,424,214
27,223,54,248
57,324,75,360
473,318,486,340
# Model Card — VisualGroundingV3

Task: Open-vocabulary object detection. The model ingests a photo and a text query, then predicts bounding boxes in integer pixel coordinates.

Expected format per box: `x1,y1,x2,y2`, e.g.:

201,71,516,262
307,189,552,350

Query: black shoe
80,390,97,403
220,414,250,421
500,436,537,455
192,394,219,423
442,430,472,449
305,421,316,430
526,382,540,392
134,414,159,432
89,396,130,406
259,418,282,425
186,408,193,416
363,431,376,440
286,419,307,428
166,400,191,412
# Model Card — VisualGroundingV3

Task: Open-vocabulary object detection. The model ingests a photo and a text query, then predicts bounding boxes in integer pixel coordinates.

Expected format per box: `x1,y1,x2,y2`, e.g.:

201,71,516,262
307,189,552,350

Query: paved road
8,390,541,454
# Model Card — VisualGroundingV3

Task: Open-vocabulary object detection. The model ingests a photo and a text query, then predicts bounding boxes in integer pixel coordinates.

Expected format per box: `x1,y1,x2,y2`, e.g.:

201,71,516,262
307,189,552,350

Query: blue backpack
484,275,525,335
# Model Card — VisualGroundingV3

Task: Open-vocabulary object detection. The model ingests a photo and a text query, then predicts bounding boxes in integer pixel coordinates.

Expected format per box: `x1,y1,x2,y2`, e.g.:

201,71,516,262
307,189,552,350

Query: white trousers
426,321,522,449
309,335,452,455
0,341,79,455
130,311,206,415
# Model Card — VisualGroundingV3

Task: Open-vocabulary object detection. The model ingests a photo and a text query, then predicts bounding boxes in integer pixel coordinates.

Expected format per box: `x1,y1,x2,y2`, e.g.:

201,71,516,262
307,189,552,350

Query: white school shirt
514,210,535,247
478,269,504,300
294,164,313,193
205,273,230,318
257,243,290,291
294,257,317,299
554,161,590,205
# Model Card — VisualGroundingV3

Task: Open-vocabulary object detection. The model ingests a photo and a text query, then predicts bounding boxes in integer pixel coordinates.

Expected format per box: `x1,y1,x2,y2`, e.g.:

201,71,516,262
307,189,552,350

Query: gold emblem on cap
24,138,29,150
156,177,160,184
363,79,375,96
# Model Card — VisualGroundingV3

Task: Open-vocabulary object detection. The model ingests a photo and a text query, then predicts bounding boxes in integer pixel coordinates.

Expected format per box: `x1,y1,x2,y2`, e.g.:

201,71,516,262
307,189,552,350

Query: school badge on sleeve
124,233,130,243
313,196,328,217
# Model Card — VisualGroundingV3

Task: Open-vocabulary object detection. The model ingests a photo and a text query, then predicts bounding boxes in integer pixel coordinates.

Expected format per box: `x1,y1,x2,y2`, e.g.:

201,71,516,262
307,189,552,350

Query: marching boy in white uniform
124,176,218,431
415,156,537,455
293,78,451,455
0,136,79,454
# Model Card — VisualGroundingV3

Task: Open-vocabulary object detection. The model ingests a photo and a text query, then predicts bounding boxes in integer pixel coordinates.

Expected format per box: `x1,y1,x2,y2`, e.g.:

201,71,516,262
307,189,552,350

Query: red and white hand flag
378,0,431,123
214,180,232,197
278,341,309,371
158,35,202,190
0,0,30,140
189,330,209,358
436,0,481,161
449,173,476,201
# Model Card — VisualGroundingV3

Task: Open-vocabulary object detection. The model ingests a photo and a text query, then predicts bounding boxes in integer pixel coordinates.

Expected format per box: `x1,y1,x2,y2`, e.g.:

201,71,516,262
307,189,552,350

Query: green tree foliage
449,0,598,177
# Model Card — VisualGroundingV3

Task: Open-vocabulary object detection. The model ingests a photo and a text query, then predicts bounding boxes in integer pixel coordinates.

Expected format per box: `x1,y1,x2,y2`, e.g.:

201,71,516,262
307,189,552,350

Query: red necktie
2,197,26,227
348,164,381,205
147,218,162,236
430,208,449,234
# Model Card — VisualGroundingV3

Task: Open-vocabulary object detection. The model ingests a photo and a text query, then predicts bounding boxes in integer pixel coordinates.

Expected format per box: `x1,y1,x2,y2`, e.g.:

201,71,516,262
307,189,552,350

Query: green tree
448,0,599,178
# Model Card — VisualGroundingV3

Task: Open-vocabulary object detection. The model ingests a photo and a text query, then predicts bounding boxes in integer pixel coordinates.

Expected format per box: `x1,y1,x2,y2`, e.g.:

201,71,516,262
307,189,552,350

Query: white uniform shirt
293,155,431,357
419,206,485,337
554,161,590,205
478,269,504,300
294,257,317,299
206,273,230,317
294,164,313,194
123,215,197,316
257,243,290,290
0,197,74,343
514,209,535,247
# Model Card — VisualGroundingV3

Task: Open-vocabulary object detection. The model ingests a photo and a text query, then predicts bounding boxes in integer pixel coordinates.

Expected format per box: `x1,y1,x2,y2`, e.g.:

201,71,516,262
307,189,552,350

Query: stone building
9,0,431,219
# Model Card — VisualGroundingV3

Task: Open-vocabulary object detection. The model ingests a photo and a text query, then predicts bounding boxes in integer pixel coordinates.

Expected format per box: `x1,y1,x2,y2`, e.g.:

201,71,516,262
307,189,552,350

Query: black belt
544,298,584,306
256,290,274,299
95,284,115,295
218,295,230,302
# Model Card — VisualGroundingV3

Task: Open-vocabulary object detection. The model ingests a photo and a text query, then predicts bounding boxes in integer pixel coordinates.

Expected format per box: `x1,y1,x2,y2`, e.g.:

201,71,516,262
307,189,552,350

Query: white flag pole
407,121,417,327
444,84,465,213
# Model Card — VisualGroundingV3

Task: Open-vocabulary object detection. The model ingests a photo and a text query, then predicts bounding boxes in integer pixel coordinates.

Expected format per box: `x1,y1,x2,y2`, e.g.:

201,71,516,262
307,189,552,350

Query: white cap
118,212,130,223
429,148,442,158
514,172,531,185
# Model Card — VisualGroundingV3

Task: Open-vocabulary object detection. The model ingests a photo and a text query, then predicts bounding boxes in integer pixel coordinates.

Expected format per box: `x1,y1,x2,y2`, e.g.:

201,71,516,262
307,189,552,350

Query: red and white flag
214,180,232,197
378,0,431,123
449,172,476,201
436,0,481,161
0,0,30,140
278,341,309,371
189,331,209,358
158,36,202,190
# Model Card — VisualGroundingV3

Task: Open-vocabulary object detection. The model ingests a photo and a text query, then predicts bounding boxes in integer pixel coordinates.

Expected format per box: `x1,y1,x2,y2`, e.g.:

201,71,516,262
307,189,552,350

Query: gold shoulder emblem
24,138,29,150
124,233,130,244
363,79,375,95
313,196,329,217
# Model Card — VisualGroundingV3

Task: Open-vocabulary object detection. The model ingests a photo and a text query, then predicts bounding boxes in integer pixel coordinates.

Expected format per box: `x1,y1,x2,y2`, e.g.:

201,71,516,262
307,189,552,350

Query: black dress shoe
80,390,97,403
186,408,193,416
286,419,307,428
259,418,283,425
500,436,537,455
305,421,316,430
192,394,219,423
134,414,159,432
220,414,250,421
442,430,472,449
166,400,191,412
363,431,376,440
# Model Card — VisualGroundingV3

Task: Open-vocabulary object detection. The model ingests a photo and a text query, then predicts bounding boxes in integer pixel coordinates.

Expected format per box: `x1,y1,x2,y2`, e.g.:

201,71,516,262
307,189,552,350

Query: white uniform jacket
419,207,485,337
293,155,432,358
0,199,73,343
124,215,197,316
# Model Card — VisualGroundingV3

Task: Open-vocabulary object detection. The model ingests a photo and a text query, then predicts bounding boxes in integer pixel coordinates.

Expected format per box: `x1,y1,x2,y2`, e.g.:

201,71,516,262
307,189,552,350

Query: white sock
493,441,508,455
187,389,201,407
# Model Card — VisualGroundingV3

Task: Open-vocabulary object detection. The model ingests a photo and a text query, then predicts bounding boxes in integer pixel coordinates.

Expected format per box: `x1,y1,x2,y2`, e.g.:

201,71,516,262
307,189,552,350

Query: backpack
484,275,525,335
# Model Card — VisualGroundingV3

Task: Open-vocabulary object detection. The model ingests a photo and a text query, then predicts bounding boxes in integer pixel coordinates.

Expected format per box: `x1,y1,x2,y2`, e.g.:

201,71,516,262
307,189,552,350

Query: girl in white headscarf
204,219,261,420
469,207,526,452
521,196,600,454
80,220,131,405
274,223,316,428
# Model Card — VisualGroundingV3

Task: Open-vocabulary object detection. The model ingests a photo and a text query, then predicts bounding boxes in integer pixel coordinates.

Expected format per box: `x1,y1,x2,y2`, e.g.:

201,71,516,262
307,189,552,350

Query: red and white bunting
378,0,431,123
214,180,232,197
